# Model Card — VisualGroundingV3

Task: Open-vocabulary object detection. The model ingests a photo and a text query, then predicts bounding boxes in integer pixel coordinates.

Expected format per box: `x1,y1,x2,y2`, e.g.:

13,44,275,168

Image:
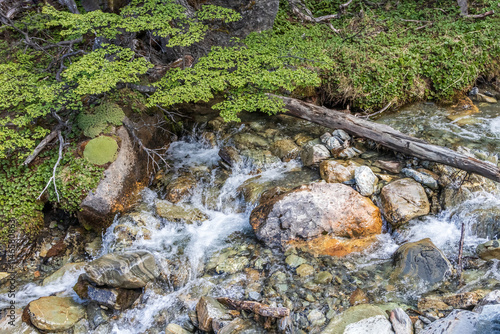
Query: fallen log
217,297,290,318
272,95,500,183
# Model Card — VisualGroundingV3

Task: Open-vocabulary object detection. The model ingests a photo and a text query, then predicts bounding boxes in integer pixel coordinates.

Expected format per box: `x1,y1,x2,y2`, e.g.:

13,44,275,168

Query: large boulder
83,251,159,289
26,296,85,332
79,117,171,230
380,178,430,227
420,309,478,334
392,238,453,286
250,182,382,256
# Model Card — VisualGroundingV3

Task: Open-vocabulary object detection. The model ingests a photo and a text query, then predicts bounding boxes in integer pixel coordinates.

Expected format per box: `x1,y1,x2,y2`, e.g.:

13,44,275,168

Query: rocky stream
1,95,500,334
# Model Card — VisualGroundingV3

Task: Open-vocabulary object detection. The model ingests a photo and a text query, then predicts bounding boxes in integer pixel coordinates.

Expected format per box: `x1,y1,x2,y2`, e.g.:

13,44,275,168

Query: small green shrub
77,102,125,138
83,136,119,165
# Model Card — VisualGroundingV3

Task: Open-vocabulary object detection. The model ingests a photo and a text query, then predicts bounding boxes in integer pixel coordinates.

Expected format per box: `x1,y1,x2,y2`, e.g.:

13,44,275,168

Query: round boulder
380,178,430,227
250,182,382,256
392,238,452,286
27,296,85,332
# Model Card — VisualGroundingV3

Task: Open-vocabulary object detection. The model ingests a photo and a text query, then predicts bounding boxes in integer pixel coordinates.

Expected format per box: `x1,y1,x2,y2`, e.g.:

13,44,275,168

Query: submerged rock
250,182,382,256
165,323,191,334
42,262,86,286
218,318,263,334
343,315,394,334
27,296,85,332
380,178,430,227
83,251,159,288
270,139,300,162
155,200,207,224
418,290,488,312
219,145,242,167
165,175,197,203
392,238,453,286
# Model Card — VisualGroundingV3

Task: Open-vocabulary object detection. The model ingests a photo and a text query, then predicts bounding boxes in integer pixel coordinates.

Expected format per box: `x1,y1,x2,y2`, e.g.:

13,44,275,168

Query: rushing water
1,102,500,332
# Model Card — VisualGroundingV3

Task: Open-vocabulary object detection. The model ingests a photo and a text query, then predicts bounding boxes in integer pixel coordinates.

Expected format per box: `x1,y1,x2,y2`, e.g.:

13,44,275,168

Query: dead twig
23,130,59,166
358,101,392,119
37,131,64,202
465,10,495,19
122,117,169,173
217,298,290,318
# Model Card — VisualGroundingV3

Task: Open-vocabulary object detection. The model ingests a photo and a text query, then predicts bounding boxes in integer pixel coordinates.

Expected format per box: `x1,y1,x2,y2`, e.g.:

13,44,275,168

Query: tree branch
23,130,59,166
465,10,495,19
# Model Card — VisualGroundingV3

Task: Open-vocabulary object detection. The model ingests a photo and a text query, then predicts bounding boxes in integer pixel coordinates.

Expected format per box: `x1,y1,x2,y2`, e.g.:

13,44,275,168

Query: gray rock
308,309,326,327
87,302,111,330
477,240,500,261
240,149,281,167
301,144,331,166
338,147,361,159
250,182,382,251
402,168,438,189
474,290,500,313
390,308,413,334
215,256,249,274
84,251,159,289
87,285,141,310
475,304,500,333
355,166,378,196
344,315,395,334
420,309,478,334
324,136,343,153
380,178,430,227
392,238,453,286
332,129,351,142
285,254,307,268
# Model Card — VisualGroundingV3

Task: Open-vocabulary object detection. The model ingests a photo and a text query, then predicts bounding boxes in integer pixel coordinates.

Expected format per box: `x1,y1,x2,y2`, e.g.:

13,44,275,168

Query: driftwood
273,95,500,183
217,298,290,318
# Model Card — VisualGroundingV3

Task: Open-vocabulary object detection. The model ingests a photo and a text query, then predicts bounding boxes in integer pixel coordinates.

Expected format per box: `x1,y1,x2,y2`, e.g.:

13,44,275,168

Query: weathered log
217,298,290,318
273,95,500,183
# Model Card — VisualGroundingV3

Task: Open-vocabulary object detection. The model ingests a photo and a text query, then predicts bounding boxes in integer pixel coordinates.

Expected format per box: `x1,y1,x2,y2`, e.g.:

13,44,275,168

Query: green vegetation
83,136,119,165
0,0,499,241
77,102,125,138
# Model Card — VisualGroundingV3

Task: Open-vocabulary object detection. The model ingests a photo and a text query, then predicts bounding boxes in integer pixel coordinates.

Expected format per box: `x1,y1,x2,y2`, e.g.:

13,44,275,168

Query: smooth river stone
84,251,159,288
27,296,85,332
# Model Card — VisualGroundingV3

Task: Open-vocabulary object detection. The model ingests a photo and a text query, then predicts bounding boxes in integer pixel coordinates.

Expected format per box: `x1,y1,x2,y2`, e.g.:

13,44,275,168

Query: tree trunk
273,95,500,183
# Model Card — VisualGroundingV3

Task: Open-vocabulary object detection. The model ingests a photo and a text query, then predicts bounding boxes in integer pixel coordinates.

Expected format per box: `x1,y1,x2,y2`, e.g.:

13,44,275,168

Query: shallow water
2,101,500,332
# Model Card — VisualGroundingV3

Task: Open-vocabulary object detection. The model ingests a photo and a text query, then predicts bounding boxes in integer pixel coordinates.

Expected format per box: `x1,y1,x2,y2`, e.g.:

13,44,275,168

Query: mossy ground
276,0,500,112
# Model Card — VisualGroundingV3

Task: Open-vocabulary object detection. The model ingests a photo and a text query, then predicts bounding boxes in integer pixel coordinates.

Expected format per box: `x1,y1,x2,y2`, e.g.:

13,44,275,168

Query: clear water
1,101,500,332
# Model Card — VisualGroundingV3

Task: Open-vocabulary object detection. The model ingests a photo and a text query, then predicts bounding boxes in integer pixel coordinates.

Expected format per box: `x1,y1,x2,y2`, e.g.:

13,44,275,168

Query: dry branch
465,10,495,19
37,131,64,202
272,95,500,183
217,298,290,318
23,130,59,166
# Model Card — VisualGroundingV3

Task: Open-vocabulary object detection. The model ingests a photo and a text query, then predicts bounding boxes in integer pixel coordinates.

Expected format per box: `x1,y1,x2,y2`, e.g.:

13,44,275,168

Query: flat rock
87,284,142,310
344,315,395,334
165,323,191,334
155,200,207,224
380,178,430,227
420,309,478,334
322,304,387,334
27,296,85,332
392,238,452,286
250,182,382,256
84,251,159,288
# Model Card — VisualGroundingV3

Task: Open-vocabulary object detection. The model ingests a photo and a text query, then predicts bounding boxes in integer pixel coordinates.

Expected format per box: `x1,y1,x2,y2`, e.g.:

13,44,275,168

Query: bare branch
37,131,64,202
23,130,59,166
465,10,495,19
358,101,392,119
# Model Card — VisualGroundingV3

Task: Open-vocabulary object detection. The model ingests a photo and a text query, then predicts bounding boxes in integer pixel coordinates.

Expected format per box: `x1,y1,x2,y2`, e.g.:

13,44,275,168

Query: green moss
77,102,125,138
83,136,119,165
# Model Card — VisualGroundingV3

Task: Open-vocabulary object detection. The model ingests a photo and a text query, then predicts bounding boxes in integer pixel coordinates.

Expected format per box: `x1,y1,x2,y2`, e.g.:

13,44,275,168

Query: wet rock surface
250,182,382,255
27,296,86,332
392,238,453,286
83,251,159,288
